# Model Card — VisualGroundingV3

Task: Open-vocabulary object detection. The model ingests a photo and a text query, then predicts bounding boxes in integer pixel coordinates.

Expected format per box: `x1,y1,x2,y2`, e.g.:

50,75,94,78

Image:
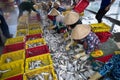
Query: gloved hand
65,39,74,51
73,51,86,59
89,72,102,80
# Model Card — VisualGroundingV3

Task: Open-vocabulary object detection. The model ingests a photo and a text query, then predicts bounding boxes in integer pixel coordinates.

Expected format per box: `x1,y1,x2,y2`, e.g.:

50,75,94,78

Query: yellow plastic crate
0,50,25,65
28,23,41,30
26,38,46,49
0,60,24,80
28,29,43,35
25,54,53,72
90,23,111,32
16,29,28,37
5,36,24,46
17,24,28,30
24,65,57,80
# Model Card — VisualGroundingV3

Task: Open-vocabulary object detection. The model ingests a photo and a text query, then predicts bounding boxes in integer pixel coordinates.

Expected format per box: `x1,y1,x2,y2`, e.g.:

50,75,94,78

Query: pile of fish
29,60,46,70
27,72,53,80
29,27,40,30
17,32,26,36
27,42,43,48
27,37,40,41
5,58,12,63
42,26,96,80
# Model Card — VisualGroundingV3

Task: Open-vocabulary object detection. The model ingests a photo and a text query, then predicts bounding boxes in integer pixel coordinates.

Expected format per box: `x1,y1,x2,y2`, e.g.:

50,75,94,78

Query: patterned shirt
99,54,120,80
83,31,100,54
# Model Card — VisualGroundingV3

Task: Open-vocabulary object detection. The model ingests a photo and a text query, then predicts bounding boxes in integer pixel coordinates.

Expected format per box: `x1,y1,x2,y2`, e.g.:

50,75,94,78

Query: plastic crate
24,65,57,80
5,36,24,46
17,24,28,30
25,34,42,41
1,50,25,64
0,60,24,80
5,74,23,80
74,0,89,13
28,29,43,35
95,32,111,43
26,45,49,58
28,23,41,30
16,29,28,37
28,20,40,23
25,38,46,49
3,42,25,53
90,23,111,32
95,54,113,63
25,54,53,72
29,13,40,21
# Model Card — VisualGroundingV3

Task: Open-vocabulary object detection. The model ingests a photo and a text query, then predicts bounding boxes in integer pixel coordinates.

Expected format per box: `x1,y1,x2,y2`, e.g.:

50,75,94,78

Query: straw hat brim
48,8,60,16
71,24,91,40
64,11,79,25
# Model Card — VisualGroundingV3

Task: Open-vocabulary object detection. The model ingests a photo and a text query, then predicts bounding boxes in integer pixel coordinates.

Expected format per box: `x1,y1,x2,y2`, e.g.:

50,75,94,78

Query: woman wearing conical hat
48,8,60,26
71,24,100,56
63,11,82,30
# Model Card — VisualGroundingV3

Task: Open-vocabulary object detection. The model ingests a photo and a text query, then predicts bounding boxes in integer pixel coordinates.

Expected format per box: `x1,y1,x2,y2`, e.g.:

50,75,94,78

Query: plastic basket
24,65,57,80
74,0,89,13
95,32,111,43
5,74,23,80
5,36,24,46
25,38,46,49
25,34,42,41
1,50,25,64
95,54,113,63
28,23,41,30
0,60,24,80
28,29,43,35
25,54,53,72
16,29,28,37
90,23,111,32
3,42,25,53
29,13,40,21
17,24,28,30
26,45,49,58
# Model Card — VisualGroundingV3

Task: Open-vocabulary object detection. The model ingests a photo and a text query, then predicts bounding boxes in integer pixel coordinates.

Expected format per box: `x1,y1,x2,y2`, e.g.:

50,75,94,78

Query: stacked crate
90,23,112,43
0,11,57,80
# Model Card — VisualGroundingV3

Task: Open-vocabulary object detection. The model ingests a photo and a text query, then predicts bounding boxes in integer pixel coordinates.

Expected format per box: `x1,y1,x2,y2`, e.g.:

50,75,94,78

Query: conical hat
71,24,91,40
54,1,60,6
64,11,79,25
48,8,60,16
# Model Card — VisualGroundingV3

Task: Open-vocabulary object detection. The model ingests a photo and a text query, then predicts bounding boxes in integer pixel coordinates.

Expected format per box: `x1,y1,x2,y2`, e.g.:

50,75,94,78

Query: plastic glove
89,72,102,80
65,39,74,51
73,51,86,59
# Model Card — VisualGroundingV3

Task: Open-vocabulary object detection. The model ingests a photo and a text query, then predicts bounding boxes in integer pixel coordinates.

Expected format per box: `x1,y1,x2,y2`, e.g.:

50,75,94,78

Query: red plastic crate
29,14,40,21
47,15,55,20
74,0,89,13
95,32,111,43
25,34,42,41
95,54,113,63
26,45,49,58
5,74,23,80
3,42,25,54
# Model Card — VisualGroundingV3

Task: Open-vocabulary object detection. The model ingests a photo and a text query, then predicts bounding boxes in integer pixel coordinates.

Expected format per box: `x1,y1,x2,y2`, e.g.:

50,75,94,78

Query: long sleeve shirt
99,54,120,80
